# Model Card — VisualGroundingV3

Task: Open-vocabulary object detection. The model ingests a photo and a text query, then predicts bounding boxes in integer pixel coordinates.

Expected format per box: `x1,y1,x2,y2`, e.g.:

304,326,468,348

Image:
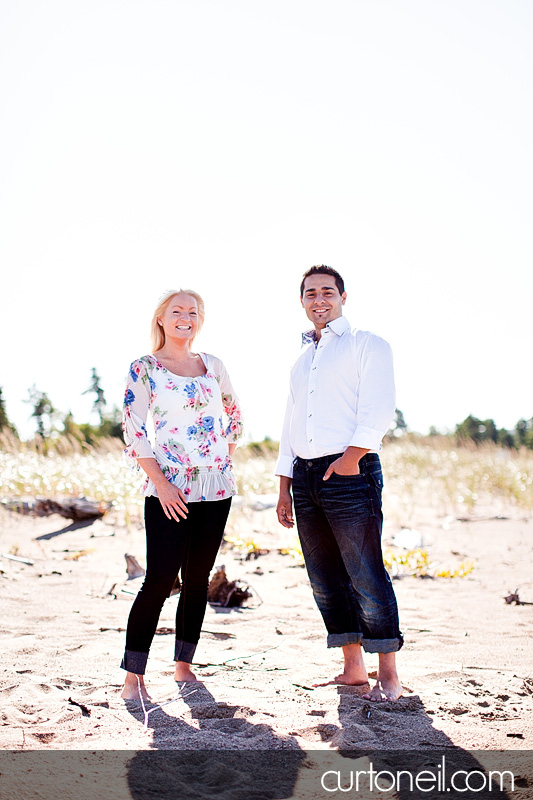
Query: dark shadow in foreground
121,682,532,799
124,681,305,799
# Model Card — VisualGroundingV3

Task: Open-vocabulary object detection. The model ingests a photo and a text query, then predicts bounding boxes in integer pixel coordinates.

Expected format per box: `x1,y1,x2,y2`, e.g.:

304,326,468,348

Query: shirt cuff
275,454,294,479
349,426,385,452
124,440,156,461
224,420,244,444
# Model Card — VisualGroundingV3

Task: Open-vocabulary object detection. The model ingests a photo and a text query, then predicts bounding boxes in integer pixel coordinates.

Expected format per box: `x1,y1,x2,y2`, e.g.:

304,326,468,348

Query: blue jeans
292,453,403,653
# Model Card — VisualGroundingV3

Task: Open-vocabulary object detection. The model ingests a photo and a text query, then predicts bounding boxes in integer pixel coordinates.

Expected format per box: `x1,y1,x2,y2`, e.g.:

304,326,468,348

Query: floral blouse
123,353,243,502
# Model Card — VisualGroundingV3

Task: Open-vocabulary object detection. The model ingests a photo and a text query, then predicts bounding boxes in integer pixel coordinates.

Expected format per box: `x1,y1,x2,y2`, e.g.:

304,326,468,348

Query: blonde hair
150,289,205,352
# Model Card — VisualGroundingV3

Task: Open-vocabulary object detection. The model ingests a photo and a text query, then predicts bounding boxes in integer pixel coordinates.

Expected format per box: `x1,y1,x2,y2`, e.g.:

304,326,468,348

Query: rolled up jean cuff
361,635,403,654
174,640,197,663
327,632,362,648
121,649,149,675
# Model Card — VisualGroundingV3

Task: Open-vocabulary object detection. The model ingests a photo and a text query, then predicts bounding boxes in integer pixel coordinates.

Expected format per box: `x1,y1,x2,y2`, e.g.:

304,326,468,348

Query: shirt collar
301,315,351,346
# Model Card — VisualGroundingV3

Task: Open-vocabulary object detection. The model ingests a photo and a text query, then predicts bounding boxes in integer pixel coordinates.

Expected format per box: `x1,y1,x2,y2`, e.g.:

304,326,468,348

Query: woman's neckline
149,352,208,380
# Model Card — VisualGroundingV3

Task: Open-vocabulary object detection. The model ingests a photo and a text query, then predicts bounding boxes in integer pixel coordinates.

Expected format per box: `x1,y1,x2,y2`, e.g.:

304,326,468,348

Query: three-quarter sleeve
122,360,156,462
211,356,243,444
349,332,396,451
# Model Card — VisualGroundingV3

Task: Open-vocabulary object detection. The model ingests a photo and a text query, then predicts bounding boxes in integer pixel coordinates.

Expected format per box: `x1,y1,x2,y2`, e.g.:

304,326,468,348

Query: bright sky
1,0,532,442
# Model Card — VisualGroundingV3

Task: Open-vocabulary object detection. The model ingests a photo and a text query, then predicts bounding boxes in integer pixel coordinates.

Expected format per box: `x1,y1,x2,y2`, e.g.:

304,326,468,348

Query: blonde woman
120,289,242,699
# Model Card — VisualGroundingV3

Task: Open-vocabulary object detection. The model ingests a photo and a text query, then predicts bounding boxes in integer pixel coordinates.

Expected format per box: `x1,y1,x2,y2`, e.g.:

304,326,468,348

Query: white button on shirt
275,316,396,479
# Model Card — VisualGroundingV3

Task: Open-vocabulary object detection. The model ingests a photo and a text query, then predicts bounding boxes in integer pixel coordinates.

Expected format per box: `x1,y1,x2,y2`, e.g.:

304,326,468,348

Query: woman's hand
156,480,188,522
136,458,188,522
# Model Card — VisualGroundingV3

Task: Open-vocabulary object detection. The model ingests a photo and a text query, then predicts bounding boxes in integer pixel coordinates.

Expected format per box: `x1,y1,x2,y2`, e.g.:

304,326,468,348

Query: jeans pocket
370,472,383,489
324,472,370,497
329,470,367,480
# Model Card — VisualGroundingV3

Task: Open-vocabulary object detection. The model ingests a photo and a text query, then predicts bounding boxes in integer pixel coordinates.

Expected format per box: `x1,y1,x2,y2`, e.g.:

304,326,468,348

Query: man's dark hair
300,265,345,297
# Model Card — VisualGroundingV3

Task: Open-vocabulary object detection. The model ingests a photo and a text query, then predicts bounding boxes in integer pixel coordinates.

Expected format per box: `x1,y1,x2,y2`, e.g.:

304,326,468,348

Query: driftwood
207,565,252,607
2,497,111,521
504,591,533,606
124,553,145,579
1,553,34,566
124,554,180,593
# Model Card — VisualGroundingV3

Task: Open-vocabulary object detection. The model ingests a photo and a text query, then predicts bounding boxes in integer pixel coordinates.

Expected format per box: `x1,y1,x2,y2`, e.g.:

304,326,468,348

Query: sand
1,499,532,761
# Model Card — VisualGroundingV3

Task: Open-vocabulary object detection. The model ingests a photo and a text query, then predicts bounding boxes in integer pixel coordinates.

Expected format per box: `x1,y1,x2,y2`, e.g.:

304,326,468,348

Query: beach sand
1,498,532,759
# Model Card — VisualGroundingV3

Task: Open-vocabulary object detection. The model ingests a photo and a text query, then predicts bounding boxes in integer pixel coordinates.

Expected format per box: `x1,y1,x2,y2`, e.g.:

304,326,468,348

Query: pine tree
27,385,55,438
0,386,18,436
393,408,408,435
83,368,107,424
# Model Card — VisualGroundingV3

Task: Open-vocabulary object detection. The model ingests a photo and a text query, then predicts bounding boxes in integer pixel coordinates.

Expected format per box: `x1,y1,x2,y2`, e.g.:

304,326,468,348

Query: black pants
121,495,232,675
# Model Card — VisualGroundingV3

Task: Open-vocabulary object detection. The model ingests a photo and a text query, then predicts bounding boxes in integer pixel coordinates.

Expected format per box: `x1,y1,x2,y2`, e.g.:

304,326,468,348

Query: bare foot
313,672,370,688
363,651,402,701
363,677,403,702
174,661,198,682
333,666,369,684
121,673,151,701
313,642,369,687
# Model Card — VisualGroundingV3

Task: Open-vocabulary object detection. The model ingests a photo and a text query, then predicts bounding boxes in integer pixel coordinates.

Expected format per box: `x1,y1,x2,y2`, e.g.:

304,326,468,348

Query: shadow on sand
35,518,96,540
122,681,528,799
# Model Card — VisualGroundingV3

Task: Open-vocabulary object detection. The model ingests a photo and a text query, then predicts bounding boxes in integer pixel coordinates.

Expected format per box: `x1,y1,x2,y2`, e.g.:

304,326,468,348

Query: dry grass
0,432,141,525
382,435,533,523
232,446,278,496
1,435,532,532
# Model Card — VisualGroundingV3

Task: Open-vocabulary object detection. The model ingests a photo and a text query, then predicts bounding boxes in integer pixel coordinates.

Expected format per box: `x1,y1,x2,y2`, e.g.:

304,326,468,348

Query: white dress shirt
275,316,396,478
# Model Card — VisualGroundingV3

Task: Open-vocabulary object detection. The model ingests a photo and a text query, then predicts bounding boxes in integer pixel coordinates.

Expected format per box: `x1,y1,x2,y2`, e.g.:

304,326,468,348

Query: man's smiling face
301,273,347,329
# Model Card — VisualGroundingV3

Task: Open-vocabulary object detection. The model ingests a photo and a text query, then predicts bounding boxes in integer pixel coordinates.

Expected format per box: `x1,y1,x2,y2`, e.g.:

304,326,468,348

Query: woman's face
158,293,199,345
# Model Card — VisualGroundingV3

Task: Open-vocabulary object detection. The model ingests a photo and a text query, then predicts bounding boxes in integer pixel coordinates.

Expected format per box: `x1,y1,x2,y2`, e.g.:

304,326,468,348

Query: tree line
384,409,533,450
0,369,122,445
451,414,533,450
0,382,532,451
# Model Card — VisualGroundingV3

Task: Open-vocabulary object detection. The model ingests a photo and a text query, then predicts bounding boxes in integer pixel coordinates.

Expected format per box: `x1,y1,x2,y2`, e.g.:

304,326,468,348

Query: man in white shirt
276,265,403,701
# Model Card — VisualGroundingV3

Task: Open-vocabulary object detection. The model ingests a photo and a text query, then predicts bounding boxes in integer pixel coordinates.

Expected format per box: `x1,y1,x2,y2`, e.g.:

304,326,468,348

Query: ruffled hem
142,468,237,502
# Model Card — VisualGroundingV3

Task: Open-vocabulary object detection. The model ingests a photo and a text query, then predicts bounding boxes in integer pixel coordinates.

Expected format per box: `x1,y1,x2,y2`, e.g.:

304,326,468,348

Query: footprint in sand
330,724,380,748
31,732,56,744
35,683,55,694
191,703,256,720
52,678,93,690
0,685,20,698
291,723,340,743
206,718,249,734
9,704,51,725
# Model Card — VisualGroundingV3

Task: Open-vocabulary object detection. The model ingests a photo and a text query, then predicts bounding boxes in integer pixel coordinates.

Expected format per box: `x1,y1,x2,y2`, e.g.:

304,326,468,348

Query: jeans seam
368,482,375,516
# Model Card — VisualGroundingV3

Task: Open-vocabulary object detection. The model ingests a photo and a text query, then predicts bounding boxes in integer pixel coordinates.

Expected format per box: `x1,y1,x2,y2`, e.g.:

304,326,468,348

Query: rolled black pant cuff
120,649,149,675
174,640,197,663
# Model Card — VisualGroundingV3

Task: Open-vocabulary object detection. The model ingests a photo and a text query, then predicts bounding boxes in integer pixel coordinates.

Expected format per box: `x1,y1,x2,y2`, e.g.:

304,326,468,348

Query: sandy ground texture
0,499,532,761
